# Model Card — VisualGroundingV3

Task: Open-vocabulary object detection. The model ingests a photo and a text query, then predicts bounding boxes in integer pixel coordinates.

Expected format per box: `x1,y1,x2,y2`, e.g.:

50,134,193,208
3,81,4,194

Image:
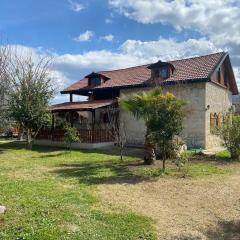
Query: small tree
104,106,127,161
4,49,55,148
64,123,80,150
218,114,240,160
148,92,186,171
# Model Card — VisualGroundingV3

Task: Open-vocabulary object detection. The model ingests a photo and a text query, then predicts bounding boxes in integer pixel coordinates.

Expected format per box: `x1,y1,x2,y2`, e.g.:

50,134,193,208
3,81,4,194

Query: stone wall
120,82,232,149
120,83,206,148
163,83,206,148
205,82,232,149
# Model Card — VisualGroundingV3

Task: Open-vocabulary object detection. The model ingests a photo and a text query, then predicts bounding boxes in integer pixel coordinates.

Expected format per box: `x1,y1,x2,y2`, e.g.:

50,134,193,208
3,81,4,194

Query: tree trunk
120,148,123,161
162,146,166,172
162,159,166,172
26,129,32,149
144,127,156,165
119,142,124,161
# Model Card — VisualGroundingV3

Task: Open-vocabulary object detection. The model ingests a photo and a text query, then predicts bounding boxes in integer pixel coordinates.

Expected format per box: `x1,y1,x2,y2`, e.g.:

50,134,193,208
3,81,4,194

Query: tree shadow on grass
190,153,237,166
205,220,240,240
0,140,62,153
0,140,143,160
51,161,156,185
177,220,240,240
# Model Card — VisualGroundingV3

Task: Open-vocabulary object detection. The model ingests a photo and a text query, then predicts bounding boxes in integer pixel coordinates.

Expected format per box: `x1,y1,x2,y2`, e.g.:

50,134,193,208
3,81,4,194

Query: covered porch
36,99,118,147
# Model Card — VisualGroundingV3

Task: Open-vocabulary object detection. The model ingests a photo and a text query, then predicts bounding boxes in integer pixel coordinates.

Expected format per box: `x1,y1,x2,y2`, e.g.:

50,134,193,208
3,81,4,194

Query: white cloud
101,34,114,42
73,30,94,42
68,0,85,12
121,38,221,61
109,0,240,46
105,18,113,24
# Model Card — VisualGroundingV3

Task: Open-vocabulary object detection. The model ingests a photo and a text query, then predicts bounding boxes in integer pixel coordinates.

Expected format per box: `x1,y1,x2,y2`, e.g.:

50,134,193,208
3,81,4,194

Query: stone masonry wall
120,83,207,148
120,82,232,149
205,82,232,149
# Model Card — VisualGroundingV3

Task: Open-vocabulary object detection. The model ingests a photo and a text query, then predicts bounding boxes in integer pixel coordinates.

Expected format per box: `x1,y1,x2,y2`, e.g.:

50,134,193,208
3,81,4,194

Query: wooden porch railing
36,128,115,143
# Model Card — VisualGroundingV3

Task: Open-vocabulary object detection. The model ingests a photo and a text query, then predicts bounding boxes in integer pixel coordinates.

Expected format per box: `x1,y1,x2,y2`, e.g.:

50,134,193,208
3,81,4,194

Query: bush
64,124,80,150
174,151,190,177
218,114,240,160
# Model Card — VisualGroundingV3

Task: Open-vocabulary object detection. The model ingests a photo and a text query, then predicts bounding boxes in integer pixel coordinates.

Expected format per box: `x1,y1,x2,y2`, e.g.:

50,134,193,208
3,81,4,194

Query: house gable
209,54,238,95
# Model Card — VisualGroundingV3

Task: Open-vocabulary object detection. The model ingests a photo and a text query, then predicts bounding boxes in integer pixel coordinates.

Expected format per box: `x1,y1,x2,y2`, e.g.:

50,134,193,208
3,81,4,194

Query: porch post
91,109,95,143
51,112,55,141
70,111,73,127
70,94,73,102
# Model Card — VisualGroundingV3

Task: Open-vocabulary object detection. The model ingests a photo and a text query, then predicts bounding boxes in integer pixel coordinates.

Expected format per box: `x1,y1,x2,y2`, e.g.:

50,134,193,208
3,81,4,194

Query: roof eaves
159,78,210,87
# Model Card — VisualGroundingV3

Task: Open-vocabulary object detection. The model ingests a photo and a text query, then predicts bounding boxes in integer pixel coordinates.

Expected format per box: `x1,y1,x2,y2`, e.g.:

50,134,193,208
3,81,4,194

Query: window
217,68,221,83
210,112,223,133
159,67,168,79
224,70,228,87
90,77,101,86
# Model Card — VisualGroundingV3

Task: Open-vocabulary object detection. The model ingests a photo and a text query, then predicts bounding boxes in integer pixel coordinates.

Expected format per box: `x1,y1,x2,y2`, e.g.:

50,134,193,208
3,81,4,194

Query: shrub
64,124,80,150
218,114,240,160
174,151,190,177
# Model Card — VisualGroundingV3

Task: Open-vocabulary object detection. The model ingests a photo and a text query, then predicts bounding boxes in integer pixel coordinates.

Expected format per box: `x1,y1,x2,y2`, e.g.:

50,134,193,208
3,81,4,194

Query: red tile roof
50,99,114,111
63,52,226,92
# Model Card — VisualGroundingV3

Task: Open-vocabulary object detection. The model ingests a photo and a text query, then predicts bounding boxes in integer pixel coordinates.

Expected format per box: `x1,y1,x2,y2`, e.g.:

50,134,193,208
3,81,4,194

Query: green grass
187,163,228,177
215,150,231,159
0,141,156,240
132,160,228,178
0,141,232,239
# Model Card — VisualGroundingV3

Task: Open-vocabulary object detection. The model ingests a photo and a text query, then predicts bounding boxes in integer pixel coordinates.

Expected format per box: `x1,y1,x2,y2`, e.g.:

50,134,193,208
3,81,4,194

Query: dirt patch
7,166,51,180
98,164,240,239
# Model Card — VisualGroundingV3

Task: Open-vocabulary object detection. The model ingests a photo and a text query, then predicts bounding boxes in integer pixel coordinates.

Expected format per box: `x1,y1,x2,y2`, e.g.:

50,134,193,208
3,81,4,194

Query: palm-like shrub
120,88,161,165
120,88,186,169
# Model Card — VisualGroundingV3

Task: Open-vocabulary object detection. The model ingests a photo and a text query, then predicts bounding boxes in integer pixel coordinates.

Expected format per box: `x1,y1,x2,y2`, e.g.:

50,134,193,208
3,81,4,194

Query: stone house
37,52,238,149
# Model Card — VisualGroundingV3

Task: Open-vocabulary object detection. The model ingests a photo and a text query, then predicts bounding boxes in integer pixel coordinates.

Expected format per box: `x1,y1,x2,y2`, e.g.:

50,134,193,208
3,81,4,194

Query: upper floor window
90,77,101,86
224,70,228,87
148,60,174,81
85,72,110,87
217,68,221,83
159,67,168,79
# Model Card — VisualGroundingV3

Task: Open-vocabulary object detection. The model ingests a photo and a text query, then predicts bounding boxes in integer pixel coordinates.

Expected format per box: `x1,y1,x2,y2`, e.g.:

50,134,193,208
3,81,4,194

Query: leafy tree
218,114,240,160
4,50,55,148
64,123,80,150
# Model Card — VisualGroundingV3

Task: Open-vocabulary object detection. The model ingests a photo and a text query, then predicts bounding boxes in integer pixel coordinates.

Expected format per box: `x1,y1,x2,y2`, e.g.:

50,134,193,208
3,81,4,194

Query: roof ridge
169,51,226,63
98,52,226,73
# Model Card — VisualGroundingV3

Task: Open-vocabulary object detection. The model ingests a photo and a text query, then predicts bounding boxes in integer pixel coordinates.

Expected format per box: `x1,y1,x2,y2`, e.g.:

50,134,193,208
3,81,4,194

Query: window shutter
210,113,215,132
218,113,223,127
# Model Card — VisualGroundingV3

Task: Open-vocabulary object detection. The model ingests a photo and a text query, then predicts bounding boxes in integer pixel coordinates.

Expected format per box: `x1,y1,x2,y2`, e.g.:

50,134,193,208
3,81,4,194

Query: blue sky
1,0,240,103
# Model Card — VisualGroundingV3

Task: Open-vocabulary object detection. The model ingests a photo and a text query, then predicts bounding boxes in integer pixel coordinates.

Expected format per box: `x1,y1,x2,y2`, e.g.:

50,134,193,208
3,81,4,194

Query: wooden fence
36,128,115,143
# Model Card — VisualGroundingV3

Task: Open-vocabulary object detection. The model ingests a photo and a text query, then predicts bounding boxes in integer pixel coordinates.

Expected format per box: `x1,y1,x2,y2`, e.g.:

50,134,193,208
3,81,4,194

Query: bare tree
0,45,11,132
3,47,55,148
105,105,127,161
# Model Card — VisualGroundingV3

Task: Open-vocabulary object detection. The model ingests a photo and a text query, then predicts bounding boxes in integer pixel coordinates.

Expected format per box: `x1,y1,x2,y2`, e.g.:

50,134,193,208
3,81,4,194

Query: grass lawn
0,140,240,239
0,141,156,240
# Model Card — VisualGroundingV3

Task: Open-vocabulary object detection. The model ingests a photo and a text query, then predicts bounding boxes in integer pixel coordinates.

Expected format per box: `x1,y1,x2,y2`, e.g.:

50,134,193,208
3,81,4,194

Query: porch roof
50,99,115,112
